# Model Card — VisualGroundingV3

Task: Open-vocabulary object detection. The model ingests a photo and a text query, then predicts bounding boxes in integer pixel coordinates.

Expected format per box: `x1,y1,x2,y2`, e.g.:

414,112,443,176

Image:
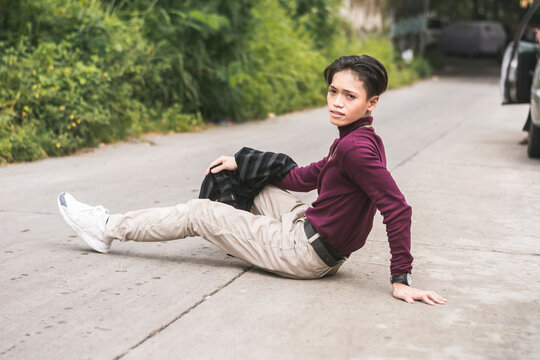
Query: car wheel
528,121,540,158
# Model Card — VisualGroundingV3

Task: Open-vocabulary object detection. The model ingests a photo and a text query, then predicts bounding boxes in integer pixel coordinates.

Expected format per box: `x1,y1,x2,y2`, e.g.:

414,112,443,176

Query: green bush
0,0,200,163
0,0,431,164
229,0,327,121
424,47,446,70
107,0,256,121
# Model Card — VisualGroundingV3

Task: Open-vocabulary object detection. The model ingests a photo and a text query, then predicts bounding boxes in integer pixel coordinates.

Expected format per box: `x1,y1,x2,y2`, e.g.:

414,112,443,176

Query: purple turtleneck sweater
273,116,413,276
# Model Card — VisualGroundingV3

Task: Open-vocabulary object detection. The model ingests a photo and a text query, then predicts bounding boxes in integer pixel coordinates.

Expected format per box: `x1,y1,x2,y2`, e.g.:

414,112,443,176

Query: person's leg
104,198,331,279
250,185,306,219
250,186,347,277
520,109,532,144
523,110,532,132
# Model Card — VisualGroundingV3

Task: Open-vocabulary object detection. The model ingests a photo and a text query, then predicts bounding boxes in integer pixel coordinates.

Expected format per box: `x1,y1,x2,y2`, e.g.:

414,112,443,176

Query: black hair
323,55,388,98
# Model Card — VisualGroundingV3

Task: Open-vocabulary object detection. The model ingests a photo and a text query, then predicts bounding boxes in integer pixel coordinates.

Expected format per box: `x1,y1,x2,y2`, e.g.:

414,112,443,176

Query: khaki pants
104,185,345,279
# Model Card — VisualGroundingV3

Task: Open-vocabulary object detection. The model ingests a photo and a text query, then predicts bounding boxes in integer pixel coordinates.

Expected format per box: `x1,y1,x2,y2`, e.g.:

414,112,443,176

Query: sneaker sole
57,193,110,254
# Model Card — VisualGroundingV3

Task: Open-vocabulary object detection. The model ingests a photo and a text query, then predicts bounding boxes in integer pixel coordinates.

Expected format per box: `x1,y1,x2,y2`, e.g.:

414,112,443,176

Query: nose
333,94,344,108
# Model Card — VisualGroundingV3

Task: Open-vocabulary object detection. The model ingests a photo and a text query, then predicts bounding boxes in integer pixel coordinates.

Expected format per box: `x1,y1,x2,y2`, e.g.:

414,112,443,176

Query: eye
346,94,355,99
328,89,337,94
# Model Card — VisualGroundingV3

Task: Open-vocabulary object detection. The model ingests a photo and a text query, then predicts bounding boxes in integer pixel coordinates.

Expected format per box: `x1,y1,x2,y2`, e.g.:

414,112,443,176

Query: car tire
528,121,540,158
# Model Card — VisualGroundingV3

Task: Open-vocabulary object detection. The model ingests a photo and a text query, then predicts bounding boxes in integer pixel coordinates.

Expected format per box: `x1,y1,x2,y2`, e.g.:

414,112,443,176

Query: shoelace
77,205,109,235
79,205,109,218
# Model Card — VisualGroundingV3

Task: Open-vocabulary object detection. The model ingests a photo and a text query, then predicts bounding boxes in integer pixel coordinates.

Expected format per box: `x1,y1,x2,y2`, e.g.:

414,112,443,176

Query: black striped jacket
199,147,297,211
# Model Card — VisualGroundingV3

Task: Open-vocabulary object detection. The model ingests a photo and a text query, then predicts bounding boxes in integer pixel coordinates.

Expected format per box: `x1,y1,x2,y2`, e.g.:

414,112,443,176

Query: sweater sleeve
342,143,413,276
272,157,327,192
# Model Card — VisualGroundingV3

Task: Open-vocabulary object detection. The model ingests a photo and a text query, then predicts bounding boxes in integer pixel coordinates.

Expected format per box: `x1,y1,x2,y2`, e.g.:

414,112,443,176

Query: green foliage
106,0,256,121
229,0,326,120
281,0,343,49
424,48,446,70
0,0,201,163
0,0,431,164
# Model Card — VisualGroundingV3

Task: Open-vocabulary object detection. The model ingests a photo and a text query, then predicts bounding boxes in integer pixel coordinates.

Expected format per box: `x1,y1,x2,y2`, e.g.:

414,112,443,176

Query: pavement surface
1,58,539,360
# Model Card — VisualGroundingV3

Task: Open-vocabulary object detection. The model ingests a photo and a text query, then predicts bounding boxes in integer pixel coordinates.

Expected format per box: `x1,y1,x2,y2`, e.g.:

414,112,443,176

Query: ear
367,95,379,112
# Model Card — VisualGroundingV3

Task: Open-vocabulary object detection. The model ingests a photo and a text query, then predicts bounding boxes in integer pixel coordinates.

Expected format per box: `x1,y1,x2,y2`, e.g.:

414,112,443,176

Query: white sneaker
57,192,111,253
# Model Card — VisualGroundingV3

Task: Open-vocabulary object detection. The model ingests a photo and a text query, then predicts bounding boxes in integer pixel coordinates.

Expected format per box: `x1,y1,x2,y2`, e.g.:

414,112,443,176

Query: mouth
329,109,345,118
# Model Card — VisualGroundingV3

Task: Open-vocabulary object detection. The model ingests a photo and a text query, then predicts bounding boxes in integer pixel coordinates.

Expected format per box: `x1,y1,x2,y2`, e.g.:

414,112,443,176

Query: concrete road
1,58,539,360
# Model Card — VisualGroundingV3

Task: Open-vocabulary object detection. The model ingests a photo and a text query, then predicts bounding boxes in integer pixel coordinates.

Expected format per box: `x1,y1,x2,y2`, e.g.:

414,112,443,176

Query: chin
329,117,349,126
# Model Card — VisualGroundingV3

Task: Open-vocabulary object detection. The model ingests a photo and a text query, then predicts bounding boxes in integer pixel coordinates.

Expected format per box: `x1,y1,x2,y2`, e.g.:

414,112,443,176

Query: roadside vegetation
0,0,431,164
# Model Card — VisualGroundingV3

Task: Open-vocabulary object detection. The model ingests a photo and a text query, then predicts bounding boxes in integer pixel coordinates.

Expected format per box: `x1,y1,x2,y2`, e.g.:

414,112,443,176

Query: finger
422,295,436,306
428,291,447,303
206,157,225,175
214,156,227,165
430,293,447,304
205,163,219,175
208,157,224,169
219,160,232,171
404,295,415,304
434,296,447,303
211,164,224,173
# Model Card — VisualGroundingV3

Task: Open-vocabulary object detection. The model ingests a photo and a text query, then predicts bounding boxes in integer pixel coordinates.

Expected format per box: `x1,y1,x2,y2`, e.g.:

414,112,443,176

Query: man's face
327,70,379,127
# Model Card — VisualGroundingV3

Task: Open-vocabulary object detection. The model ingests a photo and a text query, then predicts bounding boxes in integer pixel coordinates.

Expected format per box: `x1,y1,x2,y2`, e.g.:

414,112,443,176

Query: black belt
304,219,346,267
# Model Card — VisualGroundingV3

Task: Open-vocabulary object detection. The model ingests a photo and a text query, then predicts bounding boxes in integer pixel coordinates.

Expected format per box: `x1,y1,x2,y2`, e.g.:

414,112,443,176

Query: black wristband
391,273,412,286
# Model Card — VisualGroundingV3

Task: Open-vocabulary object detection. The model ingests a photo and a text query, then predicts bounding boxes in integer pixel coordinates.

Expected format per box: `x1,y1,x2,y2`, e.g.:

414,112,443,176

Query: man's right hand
392,283,447,306
205,156,237,175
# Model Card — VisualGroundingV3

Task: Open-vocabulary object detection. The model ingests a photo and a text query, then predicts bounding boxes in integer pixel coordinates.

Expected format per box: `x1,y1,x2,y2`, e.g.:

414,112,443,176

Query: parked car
500,0,540,158
527,58,540,157
439,20,507,57
500,40,539,104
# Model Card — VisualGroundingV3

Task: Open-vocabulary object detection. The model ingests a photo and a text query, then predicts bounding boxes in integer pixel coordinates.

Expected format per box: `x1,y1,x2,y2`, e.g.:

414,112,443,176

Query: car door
500,0,540,104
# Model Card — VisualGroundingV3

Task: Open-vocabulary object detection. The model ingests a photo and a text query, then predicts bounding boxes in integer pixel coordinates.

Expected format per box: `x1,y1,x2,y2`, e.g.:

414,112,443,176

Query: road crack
390,121,464,171
113,266,253,360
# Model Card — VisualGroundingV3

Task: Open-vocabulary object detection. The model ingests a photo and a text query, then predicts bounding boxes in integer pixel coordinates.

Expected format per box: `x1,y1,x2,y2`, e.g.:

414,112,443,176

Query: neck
338,116,373,138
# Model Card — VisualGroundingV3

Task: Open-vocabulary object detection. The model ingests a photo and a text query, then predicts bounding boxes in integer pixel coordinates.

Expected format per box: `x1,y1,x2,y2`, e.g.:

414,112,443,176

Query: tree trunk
473,0,480,18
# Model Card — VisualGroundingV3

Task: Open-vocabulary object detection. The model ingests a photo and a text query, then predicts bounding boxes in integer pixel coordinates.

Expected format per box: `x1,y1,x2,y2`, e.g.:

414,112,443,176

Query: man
58,55,446,305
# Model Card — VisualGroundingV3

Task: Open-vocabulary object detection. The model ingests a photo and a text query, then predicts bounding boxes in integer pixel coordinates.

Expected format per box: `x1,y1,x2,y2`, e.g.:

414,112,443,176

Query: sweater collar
338,116,373,139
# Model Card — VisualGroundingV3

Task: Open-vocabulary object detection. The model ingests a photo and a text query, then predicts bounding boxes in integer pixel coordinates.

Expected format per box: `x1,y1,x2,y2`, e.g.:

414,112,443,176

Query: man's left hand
392,283,447,306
